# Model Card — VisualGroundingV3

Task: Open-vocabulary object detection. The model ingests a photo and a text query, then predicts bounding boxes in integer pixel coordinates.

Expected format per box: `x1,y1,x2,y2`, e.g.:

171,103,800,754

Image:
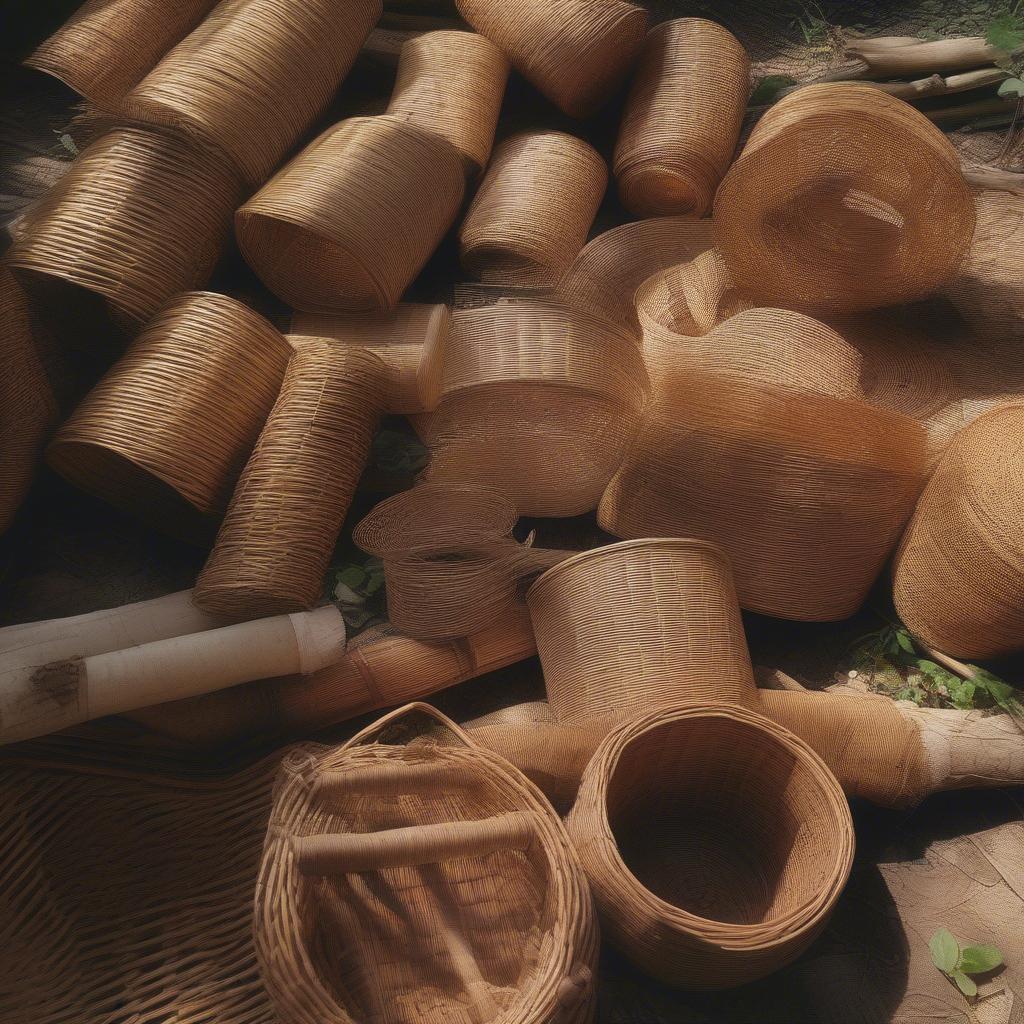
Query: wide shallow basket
614,19,749,217
256,703,598,1024
713,84,976,315
566,703,854,989
459,132,608,288
455,0,647,118
47,292,292,540
122,0,381,184
237,115,466,313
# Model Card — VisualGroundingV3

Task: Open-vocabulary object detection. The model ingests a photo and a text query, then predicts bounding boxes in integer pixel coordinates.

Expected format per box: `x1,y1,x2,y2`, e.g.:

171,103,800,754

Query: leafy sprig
929,928,1003,999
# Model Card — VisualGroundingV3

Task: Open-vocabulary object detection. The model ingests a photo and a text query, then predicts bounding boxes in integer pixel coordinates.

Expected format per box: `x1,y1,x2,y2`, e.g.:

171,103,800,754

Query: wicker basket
615,19,749,217
236,116,466,313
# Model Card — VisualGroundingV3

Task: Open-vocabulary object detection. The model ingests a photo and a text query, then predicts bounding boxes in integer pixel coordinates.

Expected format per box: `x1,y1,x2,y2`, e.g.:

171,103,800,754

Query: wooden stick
776,67,1008,102
962,163,1024,195
845,36,1012,78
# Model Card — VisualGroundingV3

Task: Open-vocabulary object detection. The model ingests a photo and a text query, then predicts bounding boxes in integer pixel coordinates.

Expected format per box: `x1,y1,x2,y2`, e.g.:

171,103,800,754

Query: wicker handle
313,761,472,799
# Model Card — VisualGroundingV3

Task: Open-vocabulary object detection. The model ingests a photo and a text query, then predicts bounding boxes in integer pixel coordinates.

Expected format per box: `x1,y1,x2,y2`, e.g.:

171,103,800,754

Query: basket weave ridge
615,19,749,217
459,132,608,288
237,116,466,313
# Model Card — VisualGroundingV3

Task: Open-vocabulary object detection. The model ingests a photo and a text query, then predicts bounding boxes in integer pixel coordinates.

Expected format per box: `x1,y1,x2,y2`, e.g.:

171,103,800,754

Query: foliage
790,1,832,46
371,428,428,476
750,75,798,105
929,928,1004,1000
327,556,386,630
988,10,1024,76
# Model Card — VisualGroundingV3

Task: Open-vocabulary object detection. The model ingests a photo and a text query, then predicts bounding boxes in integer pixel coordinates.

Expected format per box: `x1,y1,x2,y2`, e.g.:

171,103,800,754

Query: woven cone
459,132,608,288
122,0,381,185
47,292,292,541
237,116,466,313
713,84,976,315
615,19,749,217
386,31,509,174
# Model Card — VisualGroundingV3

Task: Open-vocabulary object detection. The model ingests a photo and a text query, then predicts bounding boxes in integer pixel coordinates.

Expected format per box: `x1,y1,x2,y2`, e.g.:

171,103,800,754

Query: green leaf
930,928,961,974
750,74,798,105
960,944,1004,975
951,970,978,998
896,629,916,654
998,77,1024,98
337,566,367,590
948,679,977,710
988,13,1024,54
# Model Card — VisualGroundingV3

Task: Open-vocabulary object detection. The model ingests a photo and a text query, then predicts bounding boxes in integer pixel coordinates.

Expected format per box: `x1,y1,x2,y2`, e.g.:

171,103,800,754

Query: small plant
929,928,1004,999
328,556,386,630
988,9,1024,77
750,75,798,105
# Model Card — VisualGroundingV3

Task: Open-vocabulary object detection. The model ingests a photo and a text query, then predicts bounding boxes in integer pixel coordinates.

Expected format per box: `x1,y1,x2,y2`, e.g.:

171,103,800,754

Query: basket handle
314,760,472,799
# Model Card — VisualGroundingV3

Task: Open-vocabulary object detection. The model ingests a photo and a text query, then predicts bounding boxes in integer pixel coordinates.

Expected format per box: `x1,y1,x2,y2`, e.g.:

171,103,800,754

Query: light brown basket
459,132,607,288
455,0,647,117
236,115,466,313
122,0,381,184
194,340,387,619
614,19,749,217
9,126,243,326
386,30,509,174
713,84,977,314
47,292,292,540
255,702,599,1024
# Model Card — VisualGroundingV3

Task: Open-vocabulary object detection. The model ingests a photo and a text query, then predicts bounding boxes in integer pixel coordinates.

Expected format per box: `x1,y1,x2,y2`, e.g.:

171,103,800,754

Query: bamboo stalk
962,163,1024,195
776,67,1008,102
845,36,1013,78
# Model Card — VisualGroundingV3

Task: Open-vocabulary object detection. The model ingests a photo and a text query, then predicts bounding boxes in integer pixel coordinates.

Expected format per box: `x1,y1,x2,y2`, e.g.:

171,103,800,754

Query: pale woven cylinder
194,341,386,619
714,84,977,314
47,292,291,539
237,116,466,313
386,31,509,173
122,0,381,184
459,132,608,288
615,19,750,217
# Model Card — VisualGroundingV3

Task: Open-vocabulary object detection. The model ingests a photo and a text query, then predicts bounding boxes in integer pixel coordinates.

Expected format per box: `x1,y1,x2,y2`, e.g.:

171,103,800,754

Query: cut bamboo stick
844,36,1012,78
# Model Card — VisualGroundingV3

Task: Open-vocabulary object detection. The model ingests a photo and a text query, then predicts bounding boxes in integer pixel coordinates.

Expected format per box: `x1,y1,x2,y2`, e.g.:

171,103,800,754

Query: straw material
194,341,387,620
459,132,608,288
454,0,647,118
47,292,292,540
9,126,243,326
122,0,381,184
387,31,509,173
237,116,466,313
615,19,749,217
713,84,976,315
256,703,598,1024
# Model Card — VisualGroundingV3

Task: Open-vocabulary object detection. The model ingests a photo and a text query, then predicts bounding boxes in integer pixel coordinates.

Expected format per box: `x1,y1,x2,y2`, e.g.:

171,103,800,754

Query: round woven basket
455,0,647,118
459,132,607,288
565,703,854,989
47,292,292,540
9,126,242,327
386,31,509,174
237,116,466,313
713,84,976,315
122,0,381,184
614,19,749,217
256,702,598,1024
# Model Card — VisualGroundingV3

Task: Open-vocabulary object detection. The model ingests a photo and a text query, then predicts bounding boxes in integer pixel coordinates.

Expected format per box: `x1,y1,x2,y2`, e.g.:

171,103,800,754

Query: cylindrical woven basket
459,131,608,288
614,19,749,217
47,292,292,540
9,126,243,327
194,341,386,619
236,115,466,313
455,0,647,117
713,84,977,314
565,703,854,989
386,30,509,174
121,0,382,184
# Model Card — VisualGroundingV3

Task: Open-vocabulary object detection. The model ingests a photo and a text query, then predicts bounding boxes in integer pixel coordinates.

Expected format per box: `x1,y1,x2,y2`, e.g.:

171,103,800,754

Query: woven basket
615,19,749,217
386,30,509,174
237,115,466,313
47,292,292,541
194,340,387,619
122,0,381,184
713,84,976,315
255,702,599,1024
459,132,607,288
9,126,242,326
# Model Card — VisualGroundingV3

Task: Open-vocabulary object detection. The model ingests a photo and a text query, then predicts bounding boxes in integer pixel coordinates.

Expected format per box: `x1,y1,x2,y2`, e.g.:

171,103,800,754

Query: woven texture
237,116,466,313
615,19,749,217
122,0,381,184
714,84,976,315
194,341,386,620
459,132,608,288
455,0,647,118
47,292,292,540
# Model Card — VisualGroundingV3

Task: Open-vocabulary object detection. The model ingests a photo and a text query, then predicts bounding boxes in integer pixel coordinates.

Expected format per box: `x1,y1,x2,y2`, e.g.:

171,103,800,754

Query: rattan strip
459,132,607,288
47,292,291,539
194,342,386,620
122,0,381,185
615,18,749,217
386,31,509,173
9,125,243,326
237,116,466,313
713,84,977,315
